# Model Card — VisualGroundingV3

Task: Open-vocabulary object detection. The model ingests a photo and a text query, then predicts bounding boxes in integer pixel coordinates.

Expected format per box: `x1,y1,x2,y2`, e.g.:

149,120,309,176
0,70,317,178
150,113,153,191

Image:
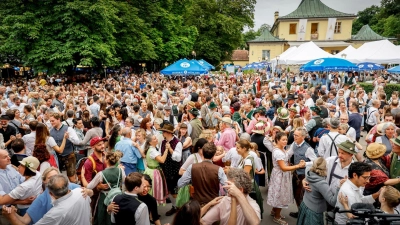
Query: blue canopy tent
356,62,384,71
388,66,400,74
161,58,208,76
243,62,266,70
197,59,215,70
300,58,358,72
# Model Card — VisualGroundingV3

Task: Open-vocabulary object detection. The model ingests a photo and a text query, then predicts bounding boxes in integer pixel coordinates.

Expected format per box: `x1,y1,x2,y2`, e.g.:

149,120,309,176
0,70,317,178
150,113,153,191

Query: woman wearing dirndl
86,151,125,225
143,134,169,205
267,132,306,225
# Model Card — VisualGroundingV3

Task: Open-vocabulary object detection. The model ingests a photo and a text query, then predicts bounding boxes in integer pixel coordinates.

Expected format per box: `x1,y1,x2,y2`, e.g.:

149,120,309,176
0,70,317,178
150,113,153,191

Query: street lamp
142,63,146,73
276,55,280,76
192,51,196,59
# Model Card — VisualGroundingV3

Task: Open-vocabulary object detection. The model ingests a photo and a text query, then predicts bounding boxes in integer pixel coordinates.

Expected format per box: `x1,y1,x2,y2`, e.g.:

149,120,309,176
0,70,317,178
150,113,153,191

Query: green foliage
240,23,271,50
185,0,257,66
352,3,400,40
359,82,400,99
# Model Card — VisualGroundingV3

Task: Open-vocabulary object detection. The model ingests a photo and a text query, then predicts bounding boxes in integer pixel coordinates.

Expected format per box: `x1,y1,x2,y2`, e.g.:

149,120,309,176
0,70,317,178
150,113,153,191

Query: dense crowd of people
0,70,400,225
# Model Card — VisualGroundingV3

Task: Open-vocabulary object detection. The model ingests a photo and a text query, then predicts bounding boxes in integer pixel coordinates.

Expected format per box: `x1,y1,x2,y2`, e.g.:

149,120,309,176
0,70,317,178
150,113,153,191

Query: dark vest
274,119,288,130
50,125,73,156
309,116,323,138
113,194,141,225
251,133,268,153
191,161,220,205
380,135,392,156
160,136,181,178
293,142,312,175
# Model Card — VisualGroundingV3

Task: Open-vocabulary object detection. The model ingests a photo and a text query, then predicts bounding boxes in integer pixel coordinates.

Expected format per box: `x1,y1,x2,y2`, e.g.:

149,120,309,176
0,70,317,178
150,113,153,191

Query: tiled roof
280,0,355,19
231,50,249,61
351,25,392,41
247,29,285,43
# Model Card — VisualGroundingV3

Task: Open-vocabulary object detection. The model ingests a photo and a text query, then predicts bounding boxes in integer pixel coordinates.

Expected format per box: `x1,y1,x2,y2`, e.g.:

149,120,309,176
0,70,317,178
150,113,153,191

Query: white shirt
305,98,315,108
335,180,375,224
222,148,263,171
366,107,379,125
22,131,36,156
10,103,27,113
35,188,91,225
346,127,356,140
9,172,42,209
317,132,349,158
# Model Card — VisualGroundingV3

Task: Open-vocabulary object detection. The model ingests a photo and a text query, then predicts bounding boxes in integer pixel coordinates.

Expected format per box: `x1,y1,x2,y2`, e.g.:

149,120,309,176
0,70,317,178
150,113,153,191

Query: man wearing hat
159,123,183,216
305,106,323,148
163,105,178,128
244,106,269,134
205,102,221,128
188,108,203,146
284,94,299,113
304,140,358,208
274,107,289,131
200,96,212,126
389,136,400,191
216,117,236,152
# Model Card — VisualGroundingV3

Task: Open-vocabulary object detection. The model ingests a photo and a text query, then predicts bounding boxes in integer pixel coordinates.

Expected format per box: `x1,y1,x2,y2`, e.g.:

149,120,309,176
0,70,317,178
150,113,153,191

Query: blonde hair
382,186,400,208
310,157,327,177
292,118,304,130
41,167,60,182
106,150,123,165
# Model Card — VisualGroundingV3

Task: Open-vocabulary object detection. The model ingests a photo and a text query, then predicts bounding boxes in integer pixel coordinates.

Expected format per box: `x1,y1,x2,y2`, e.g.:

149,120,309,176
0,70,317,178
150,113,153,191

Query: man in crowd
22,121,37,156
49,113,80,183
188,108,203,146
216,117,236,152
348,102,363,142
115,127,143,175
317,118,348,158
178,142,227,205
336,162,379,224
159,123,182,216
0,115,19,154
305,106,323,148
109,172,150,225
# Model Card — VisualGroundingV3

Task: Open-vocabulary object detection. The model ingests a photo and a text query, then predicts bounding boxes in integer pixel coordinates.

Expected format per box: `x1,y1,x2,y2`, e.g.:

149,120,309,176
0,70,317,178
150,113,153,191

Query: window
311,23,319,34
334,22,341,33
262,50,270,61
289,23,297,34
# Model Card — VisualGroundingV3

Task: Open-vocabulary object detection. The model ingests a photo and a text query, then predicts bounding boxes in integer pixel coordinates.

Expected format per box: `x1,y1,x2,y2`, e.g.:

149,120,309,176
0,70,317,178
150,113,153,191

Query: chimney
274,11,279,22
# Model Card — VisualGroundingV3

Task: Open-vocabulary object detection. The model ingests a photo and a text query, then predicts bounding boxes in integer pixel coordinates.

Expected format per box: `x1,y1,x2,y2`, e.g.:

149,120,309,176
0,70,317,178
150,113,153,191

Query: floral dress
267,147,294,208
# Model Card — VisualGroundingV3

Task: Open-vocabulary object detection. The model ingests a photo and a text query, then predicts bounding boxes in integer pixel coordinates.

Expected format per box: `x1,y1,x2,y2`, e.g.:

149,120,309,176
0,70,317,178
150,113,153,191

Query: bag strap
88,156,97,174
102,168,121,189
328,157,343,185
366,109,377,124
315,128,328,138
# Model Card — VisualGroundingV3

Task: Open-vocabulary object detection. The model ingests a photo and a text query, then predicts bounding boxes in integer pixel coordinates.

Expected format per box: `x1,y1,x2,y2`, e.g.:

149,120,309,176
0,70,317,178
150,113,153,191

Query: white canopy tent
270,46,297,64
345,40,400,64
332,45,357,58
279,41,332,64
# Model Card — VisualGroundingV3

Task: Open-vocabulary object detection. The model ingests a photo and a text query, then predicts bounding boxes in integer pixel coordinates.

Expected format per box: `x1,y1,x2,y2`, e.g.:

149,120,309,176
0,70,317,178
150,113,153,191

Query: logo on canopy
180,62,190,68
184,70,188,74
314,59,324,65
358,65,364,68
368,64,373,68
199,61,204,65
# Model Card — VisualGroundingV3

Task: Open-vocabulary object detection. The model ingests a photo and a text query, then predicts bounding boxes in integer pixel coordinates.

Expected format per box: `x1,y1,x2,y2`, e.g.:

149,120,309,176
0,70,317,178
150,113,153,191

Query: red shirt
83,153,106,183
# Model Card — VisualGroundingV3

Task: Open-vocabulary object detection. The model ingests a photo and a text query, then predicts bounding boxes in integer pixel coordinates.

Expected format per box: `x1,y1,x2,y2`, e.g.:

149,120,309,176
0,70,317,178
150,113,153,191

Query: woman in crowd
236,139,263,216
297,157,339,225
86,151,125,225
32,144,58,173
178,123,192,164
143,134,169,204
0,156,42,216
179,138,207,175
35,123,68,167
108,125,122,152
287,118,304,145
105,107,117,136
375,122,396,156
299,107,311,124
140,117,154,135
363,143,400,196
267,132,306,225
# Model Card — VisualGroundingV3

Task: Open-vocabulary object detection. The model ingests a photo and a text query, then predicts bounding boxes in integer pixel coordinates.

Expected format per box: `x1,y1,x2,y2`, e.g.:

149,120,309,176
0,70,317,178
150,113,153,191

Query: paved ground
158,131,368,225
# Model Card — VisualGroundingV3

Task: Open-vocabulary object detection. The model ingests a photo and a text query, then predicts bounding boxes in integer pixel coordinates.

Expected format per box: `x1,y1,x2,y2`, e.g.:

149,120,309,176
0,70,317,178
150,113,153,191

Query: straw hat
376,123,386,136
366,143,386,159
252,121,271,134
277,107,289,120
273,126,284,133
18,156,39,173
219,117,233,125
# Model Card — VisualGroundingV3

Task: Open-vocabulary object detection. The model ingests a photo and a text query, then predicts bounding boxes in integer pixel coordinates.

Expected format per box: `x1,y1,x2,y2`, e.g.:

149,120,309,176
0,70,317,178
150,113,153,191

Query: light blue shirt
89,103,100,118
115,137,142,164
0,164,24,196
27,183,80,224
177,160,227,188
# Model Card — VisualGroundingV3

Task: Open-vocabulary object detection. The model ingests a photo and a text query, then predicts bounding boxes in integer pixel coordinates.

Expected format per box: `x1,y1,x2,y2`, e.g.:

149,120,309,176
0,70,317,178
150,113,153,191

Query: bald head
121,127,132,137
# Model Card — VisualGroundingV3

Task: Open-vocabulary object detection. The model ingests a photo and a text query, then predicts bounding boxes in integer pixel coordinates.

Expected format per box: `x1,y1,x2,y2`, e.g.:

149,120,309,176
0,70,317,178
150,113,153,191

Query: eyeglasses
360,175,371,180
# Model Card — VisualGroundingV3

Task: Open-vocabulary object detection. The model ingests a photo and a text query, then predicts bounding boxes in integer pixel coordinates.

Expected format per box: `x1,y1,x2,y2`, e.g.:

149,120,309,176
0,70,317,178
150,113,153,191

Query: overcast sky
253,0,381,30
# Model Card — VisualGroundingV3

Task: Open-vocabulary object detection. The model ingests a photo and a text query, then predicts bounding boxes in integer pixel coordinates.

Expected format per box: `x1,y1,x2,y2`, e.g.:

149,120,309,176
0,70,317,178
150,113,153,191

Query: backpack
76,156,96,185
103,168,122,206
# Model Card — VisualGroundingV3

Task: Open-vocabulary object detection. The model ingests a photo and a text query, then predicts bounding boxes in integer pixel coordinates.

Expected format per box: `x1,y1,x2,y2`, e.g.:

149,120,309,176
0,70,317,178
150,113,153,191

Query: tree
240,29,260,50
185,0,257,66
352,5,381,34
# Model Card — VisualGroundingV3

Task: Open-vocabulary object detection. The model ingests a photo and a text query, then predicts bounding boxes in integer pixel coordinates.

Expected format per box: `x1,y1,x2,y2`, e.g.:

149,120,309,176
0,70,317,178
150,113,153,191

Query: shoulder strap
88,156,97,174
327,134,340,156
366,109,377,122
328,157,340,185
194,154,198,163
316,128,328,137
